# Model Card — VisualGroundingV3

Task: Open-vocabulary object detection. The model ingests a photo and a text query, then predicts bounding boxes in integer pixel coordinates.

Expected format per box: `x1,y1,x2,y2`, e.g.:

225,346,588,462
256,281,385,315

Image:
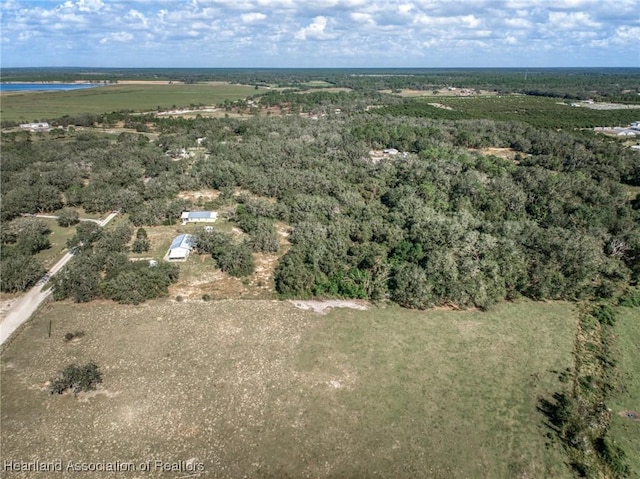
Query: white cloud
99,31,134,45
240,12,266,23
548,11,600,30
611,25,640,41
59,0,104,13
295,16,338,40
504,17,531,28
350,12,374,25
0,0,637,67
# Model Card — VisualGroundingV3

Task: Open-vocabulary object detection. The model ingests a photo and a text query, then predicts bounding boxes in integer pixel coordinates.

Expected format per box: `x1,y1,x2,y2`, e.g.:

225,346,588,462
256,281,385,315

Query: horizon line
3,66,640,70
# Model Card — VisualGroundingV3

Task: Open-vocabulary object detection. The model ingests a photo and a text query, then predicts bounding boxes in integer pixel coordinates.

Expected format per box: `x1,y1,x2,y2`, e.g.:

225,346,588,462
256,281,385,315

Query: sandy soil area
289,300,369,314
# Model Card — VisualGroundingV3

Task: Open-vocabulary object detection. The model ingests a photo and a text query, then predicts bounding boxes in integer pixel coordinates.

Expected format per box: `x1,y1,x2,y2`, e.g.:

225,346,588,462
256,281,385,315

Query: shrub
132,237,150,253
49,362,102,395
214,241,255,277
594,437,630,477
618,288,640,308
63,331,85,342
592,304,616,326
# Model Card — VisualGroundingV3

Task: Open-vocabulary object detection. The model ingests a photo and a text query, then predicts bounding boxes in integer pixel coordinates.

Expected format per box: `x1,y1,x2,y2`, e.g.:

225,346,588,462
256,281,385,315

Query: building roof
170,234,192,250
181,211,217,219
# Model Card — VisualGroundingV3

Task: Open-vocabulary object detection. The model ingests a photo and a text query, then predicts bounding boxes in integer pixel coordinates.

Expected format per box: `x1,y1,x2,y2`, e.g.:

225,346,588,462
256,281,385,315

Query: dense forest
2,91,639,308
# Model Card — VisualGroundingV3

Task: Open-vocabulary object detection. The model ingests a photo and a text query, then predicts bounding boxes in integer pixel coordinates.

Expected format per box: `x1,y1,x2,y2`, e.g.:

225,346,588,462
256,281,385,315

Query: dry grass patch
177,189,221,203
2,299,576,478
468,147,523,162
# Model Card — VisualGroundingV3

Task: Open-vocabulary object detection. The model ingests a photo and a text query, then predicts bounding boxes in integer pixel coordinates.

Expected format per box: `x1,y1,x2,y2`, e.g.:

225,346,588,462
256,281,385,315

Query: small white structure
19,122,50,131
168,234,193,260
181,211,218,225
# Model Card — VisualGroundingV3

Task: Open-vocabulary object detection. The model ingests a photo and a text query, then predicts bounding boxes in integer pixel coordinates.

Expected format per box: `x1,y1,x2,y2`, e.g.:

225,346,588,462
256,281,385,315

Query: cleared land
1,299,575,478
0,83,257,122
609,306,640,477
379,95,640,129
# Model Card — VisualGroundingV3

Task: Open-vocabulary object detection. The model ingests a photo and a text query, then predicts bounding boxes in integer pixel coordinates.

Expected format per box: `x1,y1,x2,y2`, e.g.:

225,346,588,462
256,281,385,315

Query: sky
1,0,639,68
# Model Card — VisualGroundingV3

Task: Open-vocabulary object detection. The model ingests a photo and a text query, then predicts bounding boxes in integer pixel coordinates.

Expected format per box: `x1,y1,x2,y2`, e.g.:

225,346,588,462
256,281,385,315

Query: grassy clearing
300,80,334,87
609,306,640,477
1,299,575,478
34,219,77,269
624,185,640,201
0,83,256,122
125,216,278,301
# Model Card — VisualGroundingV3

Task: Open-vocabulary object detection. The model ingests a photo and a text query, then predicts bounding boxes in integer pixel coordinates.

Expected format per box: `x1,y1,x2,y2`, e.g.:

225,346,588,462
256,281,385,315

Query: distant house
168,234,193,260
180,211,218,225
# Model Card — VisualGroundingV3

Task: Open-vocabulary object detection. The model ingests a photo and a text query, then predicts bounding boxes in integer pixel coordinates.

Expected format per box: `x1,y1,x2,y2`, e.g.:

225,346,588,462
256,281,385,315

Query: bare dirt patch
296,87,352,94
177,189,220,203
248,253,279,293
428,102,454,110
381,88,497,97
570,101,640,110
289,300,369,314
468,147,523,161
275,222,291,246
0,297,19,318
117,80,184,85
619,410,640,422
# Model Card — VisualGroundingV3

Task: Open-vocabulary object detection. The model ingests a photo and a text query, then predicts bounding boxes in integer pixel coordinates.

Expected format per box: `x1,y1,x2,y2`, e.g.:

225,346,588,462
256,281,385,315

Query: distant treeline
3,67,639,102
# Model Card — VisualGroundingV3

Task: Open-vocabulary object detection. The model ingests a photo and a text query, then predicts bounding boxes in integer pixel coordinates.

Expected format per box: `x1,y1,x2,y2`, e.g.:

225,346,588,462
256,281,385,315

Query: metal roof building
181,211,218,224
168,234,193,260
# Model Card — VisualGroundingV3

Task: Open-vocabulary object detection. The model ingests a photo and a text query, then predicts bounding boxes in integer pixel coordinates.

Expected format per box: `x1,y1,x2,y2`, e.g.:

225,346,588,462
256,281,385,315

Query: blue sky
1,0,639,68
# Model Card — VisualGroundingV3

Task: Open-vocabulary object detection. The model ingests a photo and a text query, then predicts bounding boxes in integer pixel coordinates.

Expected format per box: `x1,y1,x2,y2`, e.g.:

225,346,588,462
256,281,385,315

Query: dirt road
0,211,118,346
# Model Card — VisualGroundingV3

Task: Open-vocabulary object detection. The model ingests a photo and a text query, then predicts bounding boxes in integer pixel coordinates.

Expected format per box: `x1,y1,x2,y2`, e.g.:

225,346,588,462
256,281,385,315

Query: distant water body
0,83,102,92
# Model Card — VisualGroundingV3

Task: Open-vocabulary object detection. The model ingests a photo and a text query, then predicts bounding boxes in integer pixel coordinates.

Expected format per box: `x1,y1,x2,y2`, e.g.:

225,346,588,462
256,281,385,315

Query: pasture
1,299,576,478
609,306,640,477
0,83,257,122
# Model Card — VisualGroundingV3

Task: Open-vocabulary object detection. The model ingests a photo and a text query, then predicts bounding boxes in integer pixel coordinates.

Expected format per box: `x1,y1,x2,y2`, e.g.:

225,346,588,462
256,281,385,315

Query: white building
19,122,50,131
168,234,193,260
181,211,218,225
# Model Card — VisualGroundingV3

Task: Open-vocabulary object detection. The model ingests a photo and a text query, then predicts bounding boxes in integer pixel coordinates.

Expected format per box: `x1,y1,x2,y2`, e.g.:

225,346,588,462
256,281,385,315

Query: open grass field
609,306,640,478
0,83,257,122
1,299,576,478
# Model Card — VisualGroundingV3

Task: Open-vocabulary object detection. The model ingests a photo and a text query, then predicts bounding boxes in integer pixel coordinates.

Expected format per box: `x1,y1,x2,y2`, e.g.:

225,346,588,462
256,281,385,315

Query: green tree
0,253,46,293
390,263,434,309
131,227,150,253
57,208,80,227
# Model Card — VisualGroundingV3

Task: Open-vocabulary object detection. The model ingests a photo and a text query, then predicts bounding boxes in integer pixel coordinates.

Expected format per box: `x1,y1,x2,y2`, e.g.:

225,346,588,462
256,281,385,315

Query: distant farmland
0,83,257,122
